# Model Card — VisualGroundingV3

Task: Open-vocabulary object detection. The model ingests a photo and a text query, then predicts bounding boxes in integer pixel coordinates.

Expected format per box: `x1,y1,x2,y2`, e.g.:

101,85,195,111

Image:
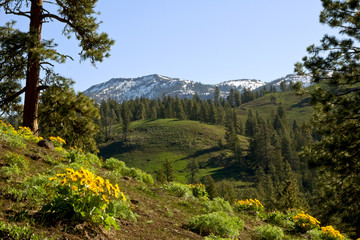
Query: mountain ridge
84,73,311,103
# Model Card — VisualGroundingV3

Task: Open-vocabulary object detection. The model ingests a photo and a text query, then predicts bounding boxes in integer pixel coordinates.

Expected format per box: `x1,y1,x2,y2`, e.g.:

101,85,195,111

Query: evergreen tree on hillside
295,0,360,236
0,0,114,134
121,101,131,141
203,175,218,200
163,159,176,182
214,86,220,106
234,90,241,107
174,97,186,120
39,84,99,152
188,159,200,184
245,110,258,138
227,88,235,107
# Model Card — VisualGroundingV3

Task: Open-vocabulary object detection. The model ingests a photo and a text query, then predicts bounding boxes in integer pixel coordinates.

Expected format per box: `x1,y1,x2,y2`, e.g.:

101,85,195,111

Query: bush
187,211,244,238
308,229,323,240
234,198,264,212
267,210,295,231
0,221,38,240
254,224,284,240
104,158,154,185
293,211,320,233
163,182,193,199
1,152,28,181
43,168,130,230
203,197,233,214
188,183,209,199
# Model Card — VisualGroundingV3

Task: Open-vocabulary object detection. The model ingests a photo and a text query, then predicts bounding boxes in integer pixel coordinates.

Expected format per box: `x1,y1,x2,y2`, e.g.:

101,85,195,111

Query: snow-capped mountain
84,74,311,103
263,74,312,90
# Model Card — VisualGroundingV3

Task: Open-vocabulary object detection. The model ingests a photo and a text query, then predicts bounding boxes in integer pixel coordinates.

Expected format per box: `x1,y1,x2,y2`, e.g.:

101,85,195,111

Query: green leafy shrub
103,158,154,185
308,229,323,240
187,211,244,238
43,168,131,230
0,221,45,240
107,199,137,222
1,152,28,181
254,224,284,240
188,183,209,199
163,182,193,199
203,197,233,214
103,157,125,171
267,210,295,231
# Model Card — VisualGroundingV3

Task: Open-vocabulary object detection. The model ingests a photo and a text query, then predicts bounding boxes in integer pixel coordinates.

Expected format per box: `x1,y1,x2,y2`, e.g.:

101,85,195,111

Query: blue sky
1,1,334,91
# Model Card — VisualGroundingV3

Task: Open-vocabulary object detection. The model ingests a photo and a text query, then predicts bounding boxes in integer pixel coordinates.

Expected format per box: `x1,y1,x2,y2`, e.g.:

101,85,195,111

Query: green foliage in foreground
0,221,52,240
103,157,154,185
254,224,284,240
187,211,244,238
295,0,360,236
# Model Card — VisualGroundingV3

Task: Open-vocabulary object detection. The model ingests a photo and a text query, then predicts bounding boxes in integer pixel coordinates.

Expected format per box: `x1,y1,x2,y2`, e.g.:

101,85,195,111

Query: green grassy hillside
0,120,350,239
237,91,312,125
99,119,250,183
98,91,312,183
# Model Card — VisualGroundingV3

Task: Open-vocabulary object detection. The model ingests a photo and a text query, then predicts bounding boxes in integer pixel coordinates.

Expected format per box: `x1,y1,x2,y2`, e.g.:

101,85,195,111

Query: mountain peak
84,74,311,103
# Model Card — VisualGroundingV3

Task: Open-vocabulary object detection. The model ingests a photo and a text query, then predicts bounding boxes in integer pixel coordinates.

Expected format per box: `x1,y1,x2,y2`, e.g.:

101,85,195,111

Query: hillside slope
99,119,250,183
0,121,349,239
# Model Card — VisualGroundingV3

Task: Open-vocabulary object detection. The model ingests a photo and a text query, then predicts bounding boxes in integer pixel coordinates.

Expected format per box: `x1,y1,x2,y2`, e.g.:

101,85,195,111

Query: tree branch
4,9,31,19
0,87,26,107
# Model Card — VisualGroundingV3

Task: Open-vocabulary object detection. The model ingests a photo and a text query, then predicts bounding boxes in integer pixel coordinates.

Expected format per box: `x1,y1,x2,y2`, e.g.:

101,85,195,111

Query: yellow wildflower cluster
293,211,320,229
187,183,206,190
321,226,345,240
49,167,127,204
0,120,43,143
235,198,264,211
49,136,66,146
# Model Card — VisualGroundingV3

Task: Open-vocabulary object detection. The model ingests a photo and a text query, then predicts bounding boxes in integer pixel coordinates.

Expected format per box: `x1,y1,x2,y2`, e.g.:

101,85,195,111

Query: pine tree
156,168,167,184
163,159,176,182
277,162,304,210
203,175,218,200
0,0,114,134
39,84,99,152
234,90,241,107
295,0,360,236
227,88,235,107
188,159,200,184
174,97,186,120
214,86,220,106
121,101,131,141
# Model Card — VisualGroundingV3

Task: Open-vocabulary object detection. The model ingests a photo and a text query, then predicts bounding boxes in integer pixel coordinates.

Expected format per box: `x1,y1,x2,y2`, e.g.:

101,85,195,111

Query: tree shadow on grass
180,146,220,160
99,140,139,160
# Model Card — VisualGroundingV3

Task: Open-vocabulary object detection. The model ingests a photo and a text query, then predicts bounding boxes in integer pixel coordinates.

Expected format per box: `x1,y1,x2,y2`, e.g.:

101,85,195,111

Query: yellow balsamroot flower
105,179,111,195
235,198,264,211
72,185,78,191
321,226,344,240
56,173,66,177
121,192,127,202
102,194,110,202
49,177,58,181
293,212,320,229
49,136,66,145
60,178,67,185
95,176,105,185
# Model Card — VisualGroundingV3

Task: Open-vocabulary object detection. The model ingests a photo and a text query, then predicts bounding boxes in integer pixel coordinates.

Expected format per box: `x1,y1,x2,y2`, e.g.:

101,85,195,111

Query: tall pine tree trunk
23,0,43,135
